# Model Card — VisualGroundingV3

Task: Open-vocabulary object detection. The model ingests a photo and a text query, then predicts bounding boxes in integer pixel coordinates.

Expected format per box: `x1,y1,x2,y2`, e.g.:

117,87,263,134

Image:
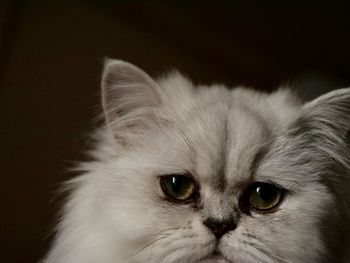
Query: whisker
155,227,180,235
131,227,181,259
241,233,295,263
255,246,295,263
231,245,271,263
158,239,212,263
133,235,169,257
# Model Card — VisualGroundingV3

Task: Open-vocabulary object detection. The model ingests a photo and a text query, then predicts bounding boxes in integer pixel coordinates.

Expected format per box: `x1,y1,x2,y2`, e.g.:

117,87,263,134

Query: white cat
43,60,350,263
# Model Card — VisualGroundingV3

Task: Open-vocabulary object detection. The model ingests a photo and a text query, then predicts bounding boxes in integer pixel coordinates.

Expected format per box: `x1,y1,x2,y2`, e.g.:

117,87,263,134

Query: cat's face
44,60,350,263
94,60,350,263
101,101,331,263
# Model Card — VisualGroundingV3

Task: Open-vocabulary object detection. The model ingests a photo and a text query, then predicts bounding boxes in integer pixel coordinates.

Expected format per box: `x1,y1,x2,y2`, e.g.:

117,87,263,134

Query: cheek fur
221,184,334,263
128,213,215,263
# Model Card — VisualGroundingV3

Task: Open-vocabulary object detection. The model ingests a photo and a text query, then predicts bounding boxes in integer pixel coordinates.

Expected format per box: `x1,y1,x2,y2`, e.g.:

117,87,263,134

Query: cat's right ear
101,59,163,145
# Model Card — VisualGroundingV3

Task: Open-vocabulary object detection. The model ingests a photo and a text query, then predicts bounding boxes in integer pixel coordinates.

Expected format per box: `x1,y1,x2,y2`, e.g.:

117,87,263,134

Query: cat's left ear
300,88,350,140
101,59,164,145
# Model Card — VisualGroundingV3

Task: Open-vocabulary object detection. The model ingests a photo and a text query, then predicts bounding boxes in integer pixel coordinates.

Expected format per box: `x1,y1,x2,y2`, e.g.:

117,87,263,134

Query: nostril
203,217,237,239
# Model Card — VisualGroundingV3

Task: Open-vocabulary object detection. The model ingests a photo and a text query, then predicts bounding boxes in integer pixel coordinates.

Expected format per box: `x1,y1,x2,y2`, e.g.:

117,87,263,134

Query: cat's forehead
176,87,295,191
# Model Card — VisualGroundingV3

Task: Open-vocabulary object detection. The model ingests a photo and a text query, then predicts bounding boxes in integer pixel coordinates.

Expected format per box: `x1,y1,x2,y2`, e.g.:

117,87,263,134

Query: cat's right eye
240,182,284,214
160,174,198,203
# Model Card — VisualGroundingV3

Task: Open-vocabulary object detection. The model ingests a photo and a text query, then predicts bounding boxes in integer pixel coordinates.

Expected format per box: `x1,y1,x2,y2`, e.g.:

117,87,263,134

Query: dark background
1,1,350,262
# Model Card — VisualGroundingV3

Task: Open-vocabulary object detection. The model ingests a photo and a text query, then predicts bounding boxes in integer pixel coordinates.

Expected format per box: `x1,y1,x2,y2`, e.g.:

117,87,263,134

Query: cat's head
48,60,350,263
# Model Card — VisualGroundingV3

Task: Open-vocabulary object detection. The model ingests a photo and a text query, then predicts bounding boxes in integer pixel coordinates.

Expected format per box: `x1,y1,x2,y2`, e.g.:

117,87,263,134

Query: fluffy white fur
43,60,350,263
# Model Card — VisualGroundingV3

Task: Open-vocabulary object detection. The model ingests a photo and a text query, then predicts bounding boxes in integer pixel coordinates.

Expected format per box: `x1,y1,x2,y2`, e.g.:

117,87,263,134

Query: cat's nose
203,217,237,239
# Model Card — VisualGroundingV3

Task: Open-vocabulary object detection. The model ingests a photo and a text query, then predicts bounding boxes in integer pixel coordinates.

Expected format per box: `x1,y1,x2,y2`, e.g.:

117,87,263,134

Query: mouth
197,251,232,263
197,255,231,263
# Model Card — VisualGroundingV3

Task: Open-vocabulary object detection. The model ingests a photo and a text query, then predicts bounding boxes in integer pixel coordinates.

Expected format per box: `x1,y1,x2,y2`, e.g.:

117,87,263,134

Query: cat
43,59,350,263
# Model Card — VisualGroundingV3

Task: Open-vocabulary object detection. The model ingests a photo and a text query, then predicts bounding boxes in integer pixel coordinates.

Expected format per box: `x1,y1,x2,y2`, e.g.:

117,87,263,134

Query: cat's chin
197,255,232,263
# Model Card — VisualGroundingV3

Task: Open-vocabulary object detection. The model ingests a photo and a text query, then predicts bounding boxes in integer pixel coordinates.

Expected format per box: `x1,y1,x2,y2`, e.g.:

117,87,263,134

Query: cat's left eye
160,174,198,203
241,182,284,213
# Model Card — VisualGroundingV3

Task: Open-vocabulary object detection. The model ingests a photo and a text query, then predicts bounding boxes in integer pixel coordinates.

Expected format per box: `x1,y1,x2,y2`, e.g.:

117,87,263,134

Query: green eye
160,175,197,202
246,183,284,212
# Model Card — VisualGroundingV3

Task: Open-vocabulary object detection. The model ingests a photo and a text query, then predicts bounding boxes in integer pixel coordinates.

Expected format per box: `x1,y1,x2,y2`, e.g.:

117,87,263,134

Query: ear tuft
302,88,350,139
289,88,350,172
101,59,163,145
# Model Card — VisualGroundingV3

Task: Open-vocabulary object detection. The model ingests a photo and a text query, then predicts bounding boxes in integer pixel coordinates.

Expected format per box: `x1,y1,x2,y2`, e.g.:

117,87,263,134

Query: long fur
43,60,350,263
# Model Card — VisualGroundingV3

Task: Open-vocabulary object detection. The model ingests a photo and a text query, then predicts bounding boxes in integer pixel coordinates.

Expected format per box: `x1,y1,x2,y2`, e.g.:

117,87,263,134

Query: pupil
257,185,275,202
171,176,185,193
